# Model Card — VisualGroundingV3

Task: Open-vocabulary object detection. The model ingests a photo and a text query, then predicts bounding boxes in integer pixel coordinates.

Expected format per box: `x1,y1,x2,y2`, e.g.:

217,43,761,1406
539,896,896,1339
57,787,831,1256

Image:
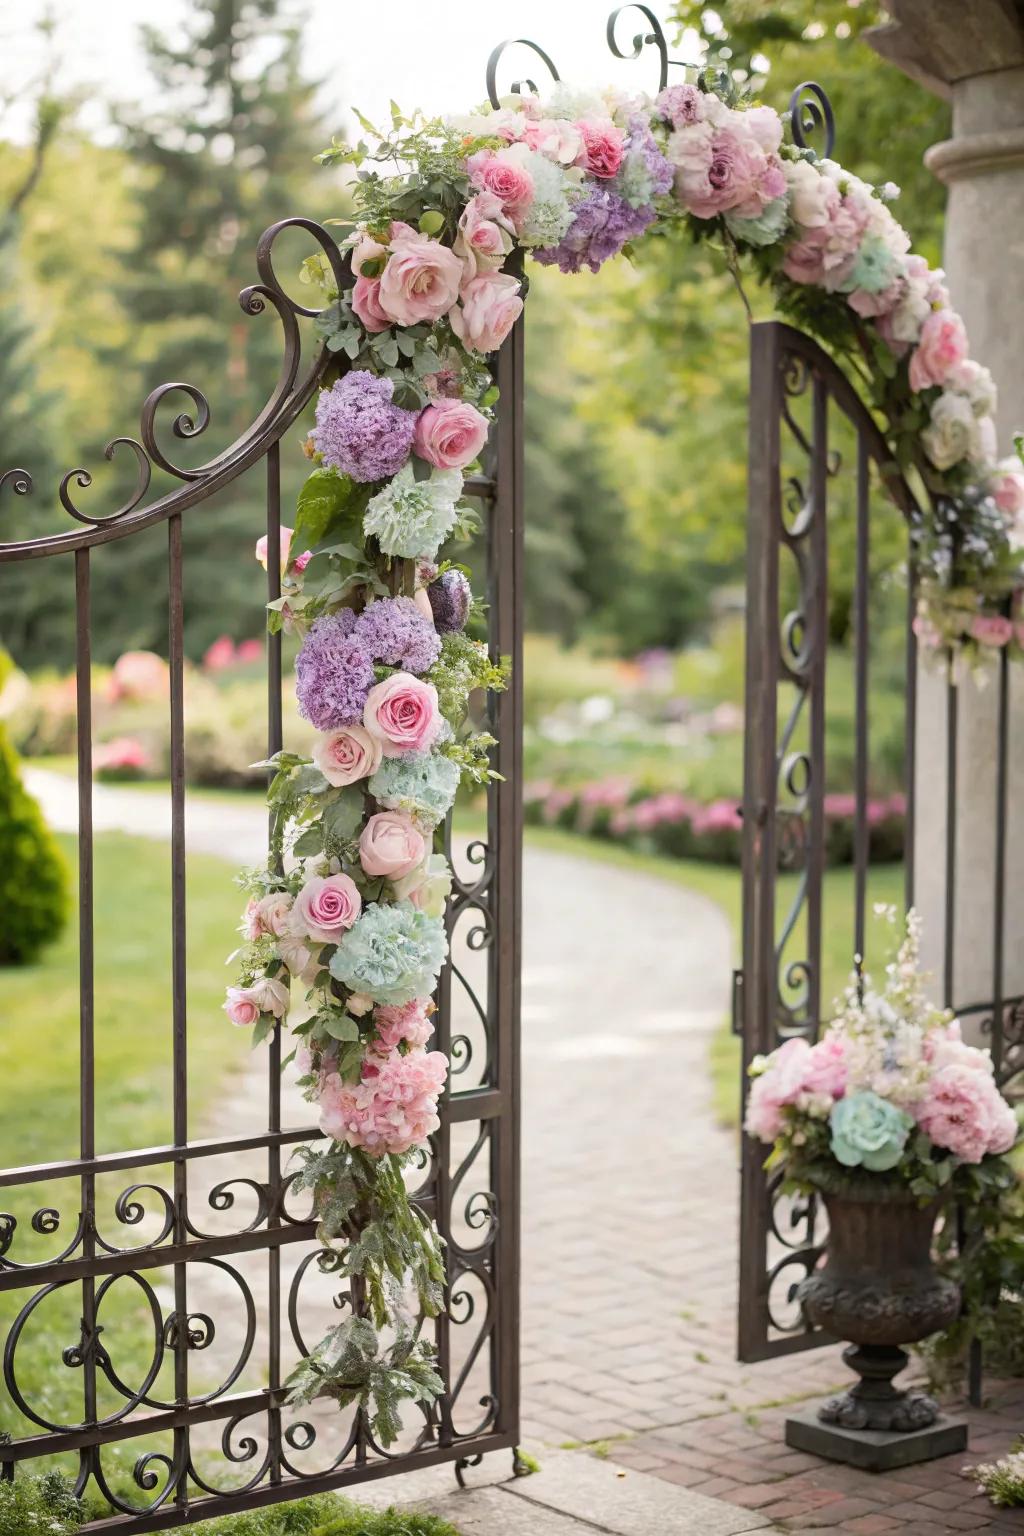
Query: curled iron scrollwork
486,39,561,110
606,5,669,91
788,81,836,159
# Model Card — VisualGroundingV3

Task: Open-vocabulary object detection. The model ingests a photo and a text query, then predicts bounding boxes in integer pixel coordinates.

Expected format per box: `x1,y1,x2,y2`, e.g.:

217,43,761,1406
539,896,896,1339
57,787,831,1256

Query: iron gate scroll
737,321,920,1363
0,219,523,1526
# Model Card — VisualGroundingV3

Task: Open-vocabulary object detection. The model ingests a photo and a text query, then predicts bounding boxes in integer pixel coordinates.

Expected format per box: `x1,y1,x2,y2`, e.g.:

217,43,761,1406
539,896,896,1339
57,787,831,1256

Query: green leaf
338,1040,365,1082
293,469,353,553
292,824,324,858
323,787,366,842
322,1013,361,1042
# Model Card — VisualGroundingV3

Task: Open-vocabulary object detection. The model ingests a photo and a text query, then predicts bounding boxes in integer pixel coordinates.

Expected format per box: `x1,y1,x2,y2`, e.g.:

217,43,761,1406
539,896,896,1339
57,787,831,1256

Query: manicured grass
1,831,251,1456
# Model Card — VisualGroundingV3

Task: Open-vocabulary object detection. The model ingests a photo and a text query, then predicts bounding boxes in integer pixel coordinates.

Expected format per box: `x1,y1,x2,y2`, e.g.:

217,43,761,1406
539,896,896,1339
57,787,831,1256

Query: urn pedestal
784,1189,969,1471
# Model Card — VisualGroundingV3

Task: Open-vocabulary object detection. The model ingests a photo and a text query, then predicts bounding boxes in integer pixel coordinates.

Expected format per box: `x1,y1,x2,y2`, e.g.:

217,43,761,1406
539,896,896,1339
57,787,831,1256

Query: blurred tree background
0,0,949,667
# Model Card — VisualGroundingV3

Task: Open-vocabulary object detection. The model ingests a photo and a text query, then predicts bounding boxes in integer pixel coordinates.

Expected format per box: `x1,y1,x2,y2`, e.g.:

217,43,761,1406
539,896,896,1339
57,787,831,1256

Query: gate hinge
731,968,744,1036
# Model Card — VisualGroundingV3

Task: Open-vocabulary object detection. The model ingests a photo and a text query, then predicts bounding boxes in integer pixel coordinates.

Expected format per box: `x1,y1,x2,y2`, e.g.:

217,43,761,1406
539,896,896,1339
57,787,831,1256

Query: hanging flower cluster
224,71,1023,1443
745,909,1018,1195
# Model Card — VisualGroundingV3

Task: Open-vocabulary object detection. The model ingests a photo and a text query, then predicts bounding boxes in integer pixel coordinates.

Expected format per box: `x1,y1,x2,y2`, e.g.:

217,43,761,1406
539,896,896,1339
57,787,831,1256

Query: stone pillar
867,2,1024,1019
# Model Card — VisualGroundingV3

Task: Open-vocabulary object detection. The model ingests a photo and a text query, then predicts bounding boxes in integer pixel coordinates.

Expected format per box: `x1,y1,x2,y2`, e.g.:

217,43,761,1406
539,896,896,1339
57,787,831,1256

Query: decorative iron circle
788,81,836,159
486,39,561,110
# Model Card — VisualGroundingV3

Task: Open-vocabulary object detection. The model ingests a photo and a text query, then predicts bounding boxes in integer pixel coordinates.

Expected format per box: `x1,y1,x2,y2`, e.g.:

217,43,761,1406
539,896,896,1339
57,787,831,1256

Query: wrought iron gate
736,320,1019,1364
0,219,522,1526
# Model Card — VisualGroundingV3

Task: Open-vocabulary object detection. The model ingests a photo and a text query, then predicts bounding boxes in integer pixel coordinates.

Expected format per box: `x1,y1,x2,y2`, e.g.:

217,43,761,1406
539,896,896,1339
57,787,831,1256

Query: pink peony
377,224,463,327
291,873,362,945
454,192,515,275
909,310,969,394
351,274,391,333
916,1064,1017,1163
312,724,383,787
450,272,524,355
783,194,870,291
970,614,1013,647
413,400,489,469
358,810,426,878
675,123,785,220
575,117,625,179
317,1048,449,1155
657,83,707,128
466,148,535,226
363,671,442,756
374,998,435,1051
744,1034,845,1142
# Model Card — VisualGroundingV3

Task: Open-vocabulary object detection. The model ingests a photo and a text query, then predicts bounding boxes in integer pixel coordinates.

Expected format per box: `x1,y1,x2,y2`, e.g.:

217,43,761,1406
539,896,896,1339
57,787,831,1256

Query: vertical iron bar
266,445,284,1480
990,647,1009,1080
434,813,454,1446
853,437,869,964
805,375,828,1035
75,549,98,1495
490,299,524,1440
168,514,189,1510
904,548,917,913
738,324,782,1362
943,669,958,1010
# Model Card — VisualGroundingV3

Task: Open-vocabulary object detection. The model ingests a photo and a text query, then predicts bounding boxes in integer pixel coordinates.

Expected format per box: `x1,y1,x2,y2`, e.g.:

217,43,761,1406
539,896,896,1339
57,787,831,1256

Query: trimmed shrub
0,686,69,964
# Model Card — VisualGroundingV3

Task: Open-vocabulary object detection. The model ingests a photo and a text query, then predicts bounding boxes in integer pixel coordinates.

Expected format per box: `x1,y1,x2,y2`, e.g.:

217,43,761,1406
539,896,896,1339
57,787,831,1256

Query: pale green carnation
369,750,460,823
363,464,462,560
843,234,900,295
328,900,447,1005
724,194,790,249
829,1090,913,1173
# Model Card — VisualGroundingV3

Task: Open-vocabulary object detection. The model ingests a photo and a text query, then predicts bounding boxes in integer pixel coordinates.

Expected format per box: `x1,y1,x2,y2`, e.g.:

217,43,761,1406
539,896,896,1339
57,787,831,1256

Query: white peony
922,391,997,472
785,157,836,228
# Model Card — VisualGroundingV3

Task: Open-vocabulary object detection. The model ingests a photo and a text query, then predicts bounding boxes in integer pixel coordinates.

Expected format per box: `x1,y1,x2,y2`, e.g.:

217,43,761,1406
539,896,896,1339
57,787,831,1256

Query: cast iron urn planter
784,1187,968,1470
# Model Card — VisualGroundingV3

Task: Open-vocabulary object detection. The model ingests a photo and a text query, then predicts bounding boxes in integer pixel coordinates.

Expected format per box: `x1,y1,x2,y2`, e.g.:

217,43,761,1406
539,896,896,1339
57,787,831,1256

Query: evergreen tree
87,0,330,664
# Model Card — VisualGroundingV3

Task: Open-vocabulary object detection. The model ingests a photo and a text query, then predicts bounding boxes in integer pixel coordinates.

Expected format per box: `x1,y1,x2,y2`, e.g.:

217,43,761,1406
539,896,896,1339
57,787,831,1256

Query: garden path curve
24,767,848,1448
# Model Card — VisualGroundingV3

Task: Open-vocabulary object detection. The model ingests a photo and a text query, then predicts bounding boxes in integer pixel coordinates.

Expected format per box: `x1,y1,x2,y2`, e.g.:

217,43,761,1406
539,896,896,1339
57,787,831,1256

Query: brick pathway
31,773,1022,1532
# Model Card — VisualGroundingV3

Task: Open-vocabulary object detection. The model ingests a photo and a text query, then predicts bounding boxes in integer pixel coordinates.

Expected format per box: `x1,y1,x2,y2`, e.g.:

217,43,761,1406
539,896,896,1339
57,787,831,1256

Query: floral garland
224,74,1024,1443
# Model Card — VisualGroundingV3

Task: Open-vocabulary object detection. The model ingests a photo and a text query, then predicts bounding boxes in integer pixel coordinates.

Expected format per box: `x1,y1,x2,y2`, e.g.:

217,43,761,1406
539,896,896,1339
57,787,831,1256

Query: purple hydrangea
295,609,375,729
312,371,418,484
615,114,674,209
656,83,706,128
353,596,442,673
533,188,657,275
427,570,472,634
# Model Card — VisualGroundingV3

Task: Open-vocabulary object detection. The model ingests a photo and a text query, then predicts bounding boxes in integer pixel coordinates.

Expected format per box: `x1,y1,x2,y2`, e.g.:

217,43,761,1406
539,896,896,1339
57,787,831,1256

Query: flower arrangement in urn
746,908,1019,1463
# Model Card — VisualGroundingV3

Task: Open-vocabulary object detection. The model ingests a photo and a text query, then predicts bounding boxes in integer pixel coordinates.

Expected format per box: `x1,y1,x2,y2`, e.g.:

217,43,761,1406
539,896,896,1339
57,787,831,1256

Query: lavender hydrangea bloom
353,597,442,675
312,371,418,484
295,609,375,729
615,114,674,210
533,187,657,275
427,569,472,634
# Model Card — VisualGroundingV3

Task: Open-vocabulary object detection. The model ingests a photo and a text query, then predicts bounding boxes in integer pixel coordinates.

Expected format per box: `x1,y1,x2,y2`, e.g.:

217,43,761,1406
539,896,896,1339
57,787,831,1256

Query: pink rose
413,400,489,470
970,614,1013,647
359,810,426,878
223,976,289,1026
520,117,583,164
350,234,389,276
377,227,463,327
783,194,869,291
256,891,294,937
466,148,535,226
454,192,514,276
909,310,969,394
450,272,524,356
363,671,441,756
991,464,1024,519
575,117,625,179
312,724,383,787
292,873,362,945
256,526,311,574
351,274,391,333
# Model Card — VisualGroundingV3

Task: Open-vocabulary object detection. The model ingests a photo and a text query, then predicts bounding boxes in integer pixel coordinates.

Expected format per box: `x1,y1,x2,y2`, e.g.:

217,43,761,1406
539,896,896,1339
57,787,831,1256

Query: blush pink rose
909,309,969,394
575,117,625,179
223,986,260,1028
413,400,489,469
783,194,869,291
363,671,441,756
359,810,426,878
970,614,1013,647
292,873,362,945
377,226,463,327
350,234,389,276
676,124,784,220
312,724,383,786
223,976,289,1026
450,272,524,355
351,274,391,333
466,148,535,225
990,465,1024,519
454,192,514,275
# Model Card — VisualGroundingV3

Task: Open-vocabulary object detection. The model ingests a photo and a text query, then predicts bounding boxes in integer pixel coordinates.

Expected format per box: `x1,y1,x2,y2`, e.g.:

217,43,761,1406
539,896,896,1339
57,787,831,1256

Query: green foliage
0,685,68,965
144,1492,460,1536
0,1470,84,1536
966,1445,1024,1510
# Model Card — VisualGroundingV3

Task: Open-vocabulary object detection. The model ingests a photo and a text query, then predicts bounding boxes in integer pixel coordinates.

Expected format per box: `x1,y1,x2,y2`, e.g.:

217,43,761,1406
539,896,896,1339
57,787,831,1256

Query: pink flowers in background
105,650,168,703
363,671,441,756
93,736,151,780
203,635,264,672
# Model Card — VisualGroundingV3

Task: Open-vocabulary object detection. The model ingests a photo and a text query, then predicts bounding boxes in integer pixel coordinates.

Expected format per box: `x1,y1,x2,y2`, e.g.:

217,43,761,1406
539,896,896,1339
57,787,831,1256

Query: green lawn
1,831,251,1469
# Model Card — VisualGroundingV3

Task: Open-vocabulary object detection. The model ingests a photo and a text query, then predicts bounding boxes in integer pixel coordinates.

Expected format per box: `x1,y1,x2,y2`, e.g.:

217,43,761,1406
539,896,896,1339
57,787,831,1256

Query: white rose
949,359,998,420
256,891,293,937
248,974,291,1018
392,854,453,918
922,391,994,472
785,158,837,228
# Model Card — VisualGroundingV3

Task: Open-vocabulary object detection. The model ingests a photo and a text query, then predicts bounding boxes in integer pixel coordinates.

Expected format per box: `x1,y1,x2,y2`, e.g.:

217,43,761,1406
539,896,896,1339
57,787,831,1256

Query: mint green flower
829,1091,913,1172
843,234,900,295
363,464,462,560
724,194,790,250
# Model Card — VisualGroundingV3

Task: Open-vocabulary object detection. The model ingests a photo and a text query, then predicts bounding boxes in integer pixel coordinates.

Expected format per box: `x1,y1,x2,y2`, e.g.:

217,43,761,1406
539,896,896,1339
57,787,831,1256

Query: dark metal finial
788,81,836,159
606,5,669,92
486,39,561,110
